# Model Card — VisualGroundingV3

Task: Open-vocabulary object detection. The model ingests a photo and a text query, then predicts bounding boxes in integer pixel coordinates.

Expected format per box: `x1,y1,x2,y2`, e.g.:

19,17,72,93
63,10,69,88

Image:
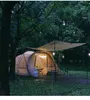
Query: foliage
9,1,90,51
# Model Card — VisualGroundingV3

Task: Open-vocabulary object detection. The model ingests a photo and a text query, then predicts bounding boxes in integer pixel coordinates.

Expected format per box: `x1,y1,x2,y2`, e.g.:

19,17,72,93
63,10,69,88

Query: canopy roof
37,40,86,51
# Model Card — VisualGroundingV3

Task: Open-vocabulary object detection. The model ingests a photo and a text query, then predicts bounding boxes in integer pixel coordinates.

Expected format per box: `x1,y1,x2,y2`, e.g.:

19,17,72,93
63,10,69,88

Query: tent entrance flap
35,53,47,75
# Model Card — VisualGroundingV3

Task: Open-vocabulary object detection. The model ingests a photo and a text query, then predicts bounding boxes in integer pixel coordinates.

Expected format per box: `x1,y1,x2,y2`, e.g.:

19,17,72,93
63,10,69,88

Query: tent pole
47,55,48,71
34,55,36,67
86,61,88,84
58,53,60,68
52,41,56,84
54,41,56,82
85,54,89,85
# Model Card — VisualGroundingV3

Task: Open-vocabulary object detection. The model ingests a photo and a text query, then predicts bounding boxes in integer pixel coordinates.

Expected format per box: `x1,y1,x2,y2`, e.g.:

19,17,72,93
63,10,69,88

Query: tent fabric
37,40,86,51
15,51,59,77
15,51,34,76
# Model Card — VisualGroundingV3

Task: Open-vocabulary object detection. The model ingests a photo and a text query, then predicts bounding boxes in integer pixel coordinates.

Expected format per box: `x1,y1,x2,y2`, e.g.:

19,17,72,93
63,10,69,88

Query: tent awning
37,40,86,51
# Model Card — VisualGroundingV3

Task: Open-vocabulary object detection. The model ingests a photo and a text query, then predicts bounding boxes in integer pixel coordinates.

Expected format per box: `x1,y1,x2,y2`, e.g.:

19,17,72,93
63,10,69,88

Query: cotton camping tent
15,51,59,77
16,41,85,77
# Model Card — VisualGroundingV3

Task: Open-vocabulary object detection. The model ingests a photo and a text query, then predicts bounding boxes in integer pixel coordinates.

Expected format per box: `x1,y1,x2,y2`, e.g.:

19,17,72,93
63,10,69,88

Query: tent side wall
27,54,37,77
15,51,34,76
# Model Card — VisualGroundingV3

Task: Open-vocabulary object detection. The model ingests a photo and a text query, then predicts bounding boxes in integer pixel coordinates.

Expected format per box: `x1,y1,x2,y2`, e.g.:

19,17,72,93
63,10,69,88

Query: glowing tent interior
15,51,59,77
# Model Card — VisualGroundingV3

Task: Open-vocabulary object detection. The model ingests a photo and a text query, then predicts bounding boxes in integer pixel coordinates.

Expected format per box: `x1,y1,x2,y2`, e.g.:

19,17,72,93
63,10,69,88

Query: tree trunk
0,7,11,96
9,43,16,80
9,4,21,80
0,2,17,95
9,7,20,80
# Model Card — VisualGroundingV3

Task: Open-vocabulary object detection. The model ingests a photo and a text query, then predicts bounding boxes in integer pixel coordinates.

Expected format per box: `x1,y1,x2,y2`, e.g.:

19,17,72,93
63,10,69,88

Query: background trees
0,1,90,95
11,1,90,50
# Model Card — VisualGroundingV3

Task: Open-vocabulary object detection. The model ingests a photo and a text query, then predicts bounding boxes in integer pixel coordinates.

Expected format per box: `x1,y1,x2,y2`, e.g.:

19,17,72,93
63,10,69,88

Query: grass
10,64,90,96
10,76,90,96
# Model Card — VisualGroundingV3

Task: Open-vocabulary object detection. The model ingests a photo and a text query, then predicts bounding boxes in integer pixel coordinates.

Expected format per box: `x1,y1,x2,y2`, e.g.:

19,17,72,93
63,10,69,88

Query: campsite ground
10,64,90,96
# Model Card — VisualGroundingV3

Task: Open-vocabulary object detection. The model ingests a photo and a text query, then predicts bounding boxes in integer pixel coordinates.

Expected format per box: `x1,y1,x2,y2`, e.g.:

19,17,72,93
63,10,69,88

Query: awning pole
52,41,56,84
86,56,89,85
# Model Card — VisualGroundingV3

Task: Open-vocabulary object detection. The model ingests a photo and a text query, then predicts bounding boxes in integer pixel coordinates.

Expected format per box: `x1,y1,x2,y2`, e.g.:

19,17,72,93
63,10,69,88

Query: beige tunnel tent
15,51,59,77
16,40,85,77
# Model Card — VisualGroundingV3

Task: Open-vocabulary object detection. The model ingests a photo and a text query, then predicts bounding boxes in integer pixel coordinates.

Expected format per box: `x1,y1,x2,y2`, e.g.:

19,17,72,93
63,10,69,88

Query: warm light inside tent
39,55,47,59
53,52,55,56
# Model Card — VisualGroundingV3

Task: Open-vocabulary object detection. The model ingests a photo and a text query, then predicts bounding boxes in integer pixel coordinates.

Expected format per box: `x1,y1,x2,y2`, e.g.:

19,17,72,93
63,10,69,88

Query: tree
0,1,17,95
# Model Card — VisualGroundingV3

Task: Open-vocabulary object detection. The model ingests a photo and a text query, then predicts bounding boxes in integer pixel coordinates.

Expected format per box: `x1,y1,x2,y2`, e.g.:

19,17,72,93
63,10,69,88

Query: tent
16,40,85,77
15,51,59,77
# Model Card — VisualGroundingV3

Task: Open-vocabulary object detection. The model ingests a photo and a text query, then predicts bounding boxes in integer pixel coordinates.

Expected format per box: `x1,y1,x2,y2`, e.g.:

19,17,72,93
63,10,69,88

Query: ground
10,67,90,96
